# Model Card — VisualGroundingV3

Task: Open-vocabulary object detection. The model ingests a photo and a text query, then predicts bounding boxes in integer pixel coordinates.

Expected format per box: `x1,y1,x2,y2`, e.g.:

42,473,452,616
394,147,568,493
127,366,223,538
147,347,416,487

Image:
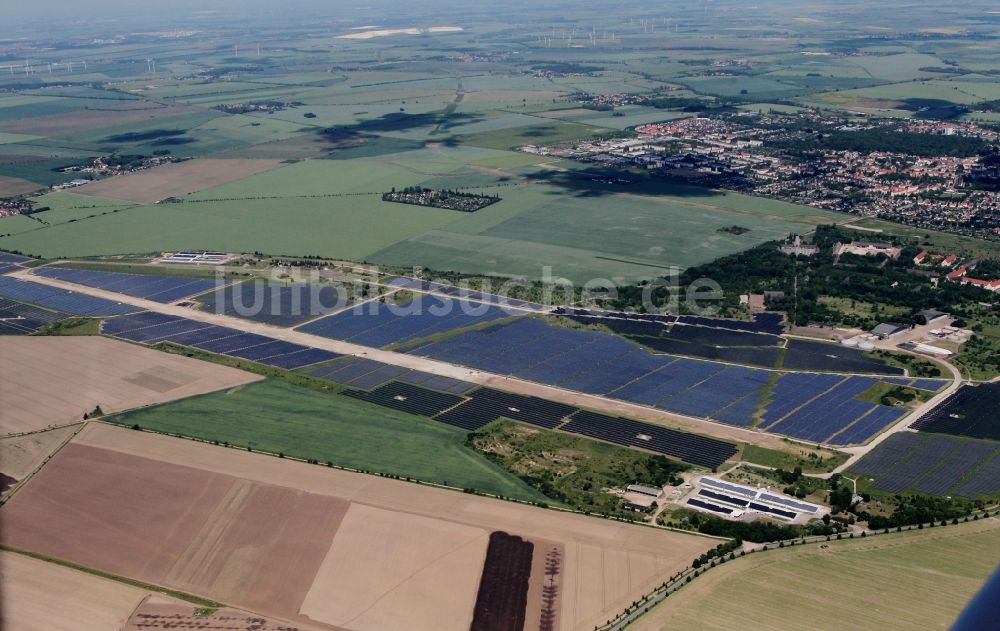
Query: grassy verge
855,382,933,406
872,349,947,378
104,380,549,503
33,317,100,336
467,420,688,519
47,260,250,280
741,442,849,473
1,545,224,608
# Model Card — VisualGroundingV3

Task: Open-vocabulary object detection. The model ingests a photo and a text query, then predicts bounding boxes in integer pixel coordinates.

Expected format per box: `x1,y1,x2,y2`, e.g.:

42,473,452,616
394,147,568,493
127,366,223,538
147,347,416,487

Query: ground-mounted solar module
34,267,219,303
851,432,1000,497
433,387,576,431
197,279,353,327
342,381,466,417
0,276,137,316
910,383,1000,441
562,410,737,469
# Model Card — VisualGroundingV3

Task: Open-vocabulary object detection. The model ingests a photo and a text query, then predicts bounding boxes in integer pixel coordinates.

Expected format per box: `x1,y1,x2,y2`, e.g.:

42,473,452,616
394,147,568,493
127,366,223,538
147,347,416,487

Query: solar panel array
699,488,749,508
103,312,340,369
297,295,511,348
34,267,218,303
408,317,908,443
343,381,465,417
748,501,796,520
309,356,474,394
850,432,1000,497
561,410,737,470
0,252,31,276
910,383,1000,441
0,298,68,334
388,277,544,310
198,280,353,327
0,276,137,316
698,477,818,517
762,374,906,445
435,388,577,431
686,497,734,516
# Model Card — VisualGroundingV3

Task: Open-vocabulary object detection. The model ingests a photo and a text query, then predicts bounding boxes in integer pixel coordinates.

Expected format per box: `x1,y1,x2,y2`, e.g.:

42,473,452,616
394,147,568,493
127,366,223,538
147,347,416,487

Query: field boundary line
0,422,84,507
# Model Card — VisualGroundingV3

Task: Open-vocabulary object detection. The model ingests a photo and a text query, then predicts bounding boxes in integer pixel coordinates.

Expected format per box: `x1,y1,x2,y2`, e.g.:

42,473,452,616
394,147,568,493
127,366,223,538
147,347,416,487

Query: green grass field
635,519,1000,631
104,379,550,503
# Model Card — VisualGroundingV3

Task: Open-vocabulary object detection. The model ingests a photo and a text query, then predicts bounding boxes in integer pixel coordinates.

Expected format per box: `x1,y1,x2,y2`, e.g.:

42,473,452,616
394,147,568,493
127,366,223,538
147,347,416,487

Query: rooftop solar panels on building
698,488,749,508
748,502,796,520
758,493,819,514
700,477,758,499
686,498,734,516
343,381,465,417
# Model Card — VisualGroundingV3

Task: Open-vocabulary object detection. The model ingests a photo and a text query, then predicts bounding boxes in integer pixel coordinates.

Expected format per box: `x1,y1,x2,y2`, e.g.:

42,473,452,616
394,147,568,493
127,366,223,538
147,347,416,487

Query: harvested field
0,425,79,495
1,551,149,631
2,423,717,631
1,441,350,624
0,103,202,136
75,158,286,204
300,503,489,631
126,595,330,631
631,518,1000,631
0,174,43,195
0,336,261,435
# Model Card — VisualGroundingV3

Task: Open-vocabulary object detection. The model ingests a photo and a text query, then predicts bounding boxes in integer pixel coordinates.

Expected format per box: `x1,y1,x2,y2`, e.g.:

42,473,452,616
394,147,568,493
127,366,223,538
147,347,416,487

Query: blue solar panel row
758,493,819,513
687,498,734,516
0,252,31,264
698,488,749,508
0,276,137,316
297,294,512,348
830,406,908,445
103,312,340,369
387,277,544,310
34,267,218,303
309,356,475,393
701,477,759,498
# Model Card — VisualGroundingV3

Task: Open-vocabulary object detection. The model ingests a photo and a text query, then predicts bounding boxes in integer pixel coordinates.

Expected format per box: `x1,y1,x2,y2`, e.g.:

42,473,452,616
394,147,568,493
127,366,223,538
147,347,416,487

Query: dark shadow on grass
523,164,727,199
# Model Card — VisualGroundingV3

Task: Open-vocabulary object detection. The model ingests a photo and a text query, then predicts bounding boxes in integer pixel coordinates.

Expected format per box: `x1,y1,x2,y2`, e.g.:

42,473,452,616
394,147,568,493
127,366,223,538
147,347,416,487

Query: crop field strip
0,276,137,316
850,432,1000,497
102,311,340,369
910,382,1000,441
33,267,219,303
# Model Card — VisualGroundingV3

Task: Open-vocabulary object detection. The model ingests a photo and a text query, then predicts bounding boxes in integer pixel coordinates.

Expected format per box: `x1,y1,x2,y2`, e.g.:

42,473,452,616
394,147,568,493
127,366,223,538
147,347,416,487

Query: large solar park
851,432,1000,498
0,263,952,454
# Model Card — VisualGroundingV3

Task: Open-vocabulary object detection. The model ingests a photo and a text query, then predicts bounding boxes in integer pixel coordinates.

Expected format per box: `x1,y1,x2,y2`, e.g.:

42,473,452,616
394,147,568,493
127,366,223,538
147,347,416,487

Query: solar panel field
33,267,219,303
850,432,1000,497
103,311,340,369
910,383,1000,441
0,276,136,316
198,279,356,326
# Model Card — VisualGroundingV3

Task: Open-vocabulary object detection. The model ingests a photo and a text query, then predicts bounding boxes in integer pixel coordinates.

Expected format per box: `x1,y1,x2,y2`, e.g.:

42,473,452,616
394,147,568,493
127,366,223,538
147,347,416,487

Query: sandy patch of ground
0,336,261,435
0,551,149,631
0,175,44,196
75,158,286,204
64,424,719,630
301,503,488,631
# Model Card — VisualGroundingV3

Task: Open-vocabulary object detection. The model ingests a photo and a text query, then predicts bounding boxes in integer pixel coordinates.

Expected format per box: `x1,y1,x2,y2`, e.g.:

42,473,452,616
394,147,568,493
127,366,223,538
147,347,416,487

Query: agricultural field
632,518,1000,631
104,379,549,501
1,422,718,631
1,551,151,631
0,336,261,434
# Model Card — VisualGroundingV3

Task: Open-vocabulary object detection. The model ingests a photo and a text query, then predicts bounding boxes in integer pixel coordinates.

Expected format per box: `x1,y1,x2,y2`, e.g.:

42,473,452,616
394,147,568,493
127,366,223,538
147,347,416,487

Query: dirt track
0,336,261,435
